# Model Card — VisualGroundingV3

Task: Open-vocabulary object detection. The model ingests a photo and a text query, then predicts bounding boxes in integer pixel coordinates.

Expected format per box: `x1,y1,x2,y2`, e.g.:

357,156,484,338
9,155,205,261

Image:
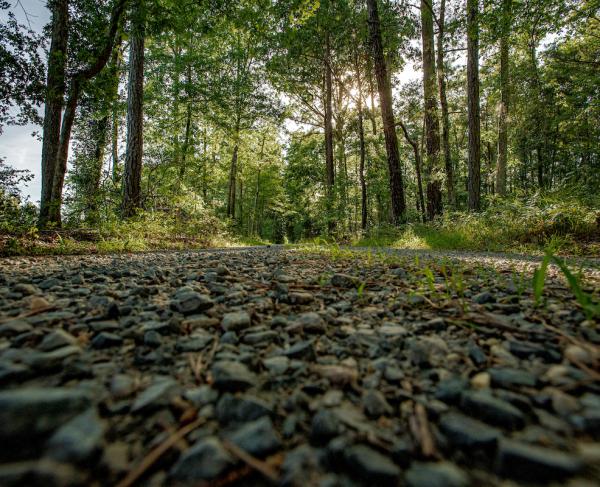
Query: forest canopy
0,0,599,252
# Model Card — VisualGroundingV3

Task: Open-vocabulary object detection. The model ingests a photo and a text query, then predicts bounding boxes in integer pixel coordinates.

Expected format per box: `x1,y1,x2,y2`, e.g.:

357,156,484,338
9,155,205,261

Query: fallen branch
115,417,205,487
221,440,280,483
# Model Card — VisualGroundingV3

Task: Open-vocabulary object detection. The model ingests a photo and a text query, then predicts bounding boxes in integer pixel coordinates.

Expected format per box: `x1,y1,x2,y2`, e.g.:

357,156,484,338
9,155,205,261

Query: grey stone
221,311,251,331
173,291,214,315
46,408,105,463
495,439,583,481
405,462,469,487
91,332,123,349
362,389,393,418
263,356,290,374
170,436,233,482
131,378,178,413
345,444,400,485
39,330,78,352
460,390,525,430
227,416,281,457
331,273,358,288
488,367,537,388
439,412,500,450
211,361,257,391
216,393,272,424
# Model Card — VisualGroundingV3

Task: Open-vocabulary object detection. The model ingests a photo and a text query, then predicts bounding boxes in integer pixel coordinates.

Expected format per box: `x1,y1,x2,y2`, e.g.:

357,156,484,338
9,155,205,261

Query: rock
46,408,105,463
565,345,593,365
313,364,357,386
13,283,37,295
216,393,272,424
263,356,289,374
508,340,560,362
143,330,162,347
495,439,583,481
0,319,33,337
435,377,468,404
470,372,491,389
362,389,393,418
183,385,218,408
227,416,281,457
280,445,320,486
110,374,136,399
221,311,251,331
488,367,537,388
23,345,82,371
242,330,277,345
331,273,358,288
169,436,234,482
211,361,257,391
460,390,525,430
439,412,500,450
175,333,213,352
90,332,123,349
38,330,78,352
378,323,408,337
473,291,495,304
288,291,314,304
0,459,85,486
344,444,400,485
173,291,214,315
282,340,315,360
131,378,178,413
405,462,469,487
468,342,487,367
298,312,325,333
311,409,342,443
0,387,92,459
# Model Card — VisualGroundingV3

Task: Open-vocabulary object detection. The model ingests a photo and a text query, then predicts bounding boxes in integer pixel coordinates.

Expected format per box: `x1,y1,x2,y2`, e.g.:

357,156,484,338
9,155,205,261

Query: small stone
263,356,289,374
0,387,91,459
143,330,162,347
131,378,178,413
38,329,78,352
405,462,469,487
183,385,218,408
331,273,358,288
0,319,33,337
211,361,257,391
216,393,272,424
345,444,400,485
495,439,583,481
311,409,342,443
460,390,525,430
169,436,234,482
110,374,136,399
176,333,213,352
227,416,281,457
173,291,214,315
471,372,491,389
473,291,495,304
298,312,325,333
221,311,251,331
439,412,500,450
13,283,37,295
288,291,314,304
363,389,393,418
488,367,537,388
282,340,315,360
565,345,593,365
91,332,123,349
46,408,105,463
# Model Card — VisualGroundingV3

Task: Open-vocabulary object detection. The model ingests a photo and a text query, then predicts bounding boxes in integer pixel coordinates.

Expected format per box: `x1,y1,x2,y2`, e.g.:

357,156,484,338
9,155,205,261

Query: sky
0,0,49,202
1,0,421,203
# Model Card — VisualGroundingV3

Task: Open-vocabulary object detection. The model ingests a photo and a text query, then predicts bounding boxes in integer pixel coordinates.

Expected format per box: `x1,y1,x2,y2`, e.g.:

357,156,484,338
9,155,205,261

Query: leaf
533,253,551,306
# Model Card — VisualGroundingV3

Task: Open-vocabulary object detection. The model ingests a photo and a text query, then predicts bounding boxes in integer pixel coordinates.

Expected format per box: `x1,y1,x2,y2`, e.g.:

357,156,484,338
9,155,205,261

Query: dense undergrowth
1,188,598,257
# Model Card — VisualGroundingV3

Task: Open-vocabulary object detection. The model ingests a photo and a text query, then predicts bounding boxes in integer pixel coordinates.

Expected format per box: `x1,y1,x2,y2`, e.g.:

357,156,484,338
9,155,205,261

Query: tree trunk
227,141,239,218
366,0,406,224
354,50,368,231
398,120,426,223
88,115,109,218
495,0,511,196
324,30,335,230
39,0,68,227
467,0,481,211
421,0,442,220
436,0,455,207
122,0,145,217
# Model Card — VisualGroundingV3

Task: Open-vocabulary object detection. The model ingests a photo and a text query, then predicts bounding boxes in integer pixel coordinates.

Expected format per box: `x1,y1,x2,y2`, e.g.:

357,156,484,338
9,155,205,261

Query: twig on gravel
409,402,437,458
115,417,206,487
0,305,56,324
221,440,280,483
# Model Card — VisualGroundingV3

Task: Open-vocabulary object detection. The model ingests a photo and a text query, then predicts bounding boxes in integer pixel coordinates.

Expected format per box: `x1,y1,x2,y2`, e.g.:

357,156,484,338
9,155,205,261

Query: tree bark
366,0,406,224
421,0,442,220
39,0,68,227
122,0,145,217
467,0,481,211
436,0,455,207
495,0,511,196
398,120,426,223
354,49,368,231
324,30,335,229
227,140,239,218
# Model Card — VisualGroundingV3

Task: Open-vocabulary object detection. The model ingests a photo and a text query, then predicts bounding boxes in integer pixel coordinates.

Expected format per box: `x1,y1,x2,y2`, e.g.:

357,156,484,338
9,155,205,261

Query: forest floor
0,246,599,486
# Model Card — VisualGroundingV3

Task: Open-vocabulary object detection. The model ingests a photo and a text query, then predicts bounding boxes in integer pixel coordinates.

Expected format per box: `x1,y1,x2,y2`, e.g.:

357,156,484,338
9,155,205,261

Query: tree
122,0,146,217
495,0,511,196
467,0,481,210
366,0,406,224
421,0,442,220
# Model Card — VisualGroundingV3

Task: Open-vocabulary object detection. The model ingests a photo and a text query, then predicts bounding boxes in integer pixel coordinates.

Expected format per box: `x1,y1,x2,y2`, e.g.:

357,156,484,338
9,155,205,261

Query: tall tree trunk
39,0,68,227
88,115,109,219
467,0,481,211
354,50,368,231
122,0,145,217
111,103,119,182
324,30,335,230
227,138,239,218
495,0,511,196
421,0,442,220
436,0,455,207
398,120,426,223
366,0,406,224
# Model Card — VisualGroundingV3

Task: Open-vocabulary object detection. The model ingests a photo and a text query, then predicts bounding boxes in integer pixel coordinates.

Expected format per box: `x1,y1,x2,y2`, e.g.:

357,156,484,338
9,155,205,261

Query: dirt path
0,247,598,486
